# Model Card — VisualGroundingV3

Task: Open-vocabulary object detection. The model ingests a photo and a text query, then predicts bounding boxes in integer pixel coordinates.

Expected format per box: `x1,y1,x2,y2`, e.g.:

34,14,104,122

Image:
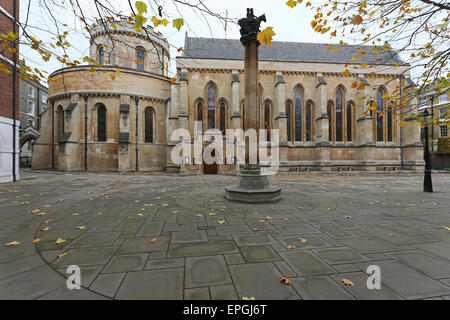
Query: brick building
19,69,47,167
0,0,20,182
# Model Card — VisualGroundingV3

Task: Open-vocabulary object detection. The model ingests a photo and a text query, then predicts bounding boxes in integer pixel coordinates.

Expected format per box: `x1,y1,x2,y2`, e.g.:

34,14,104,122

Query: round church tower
33,19,171,172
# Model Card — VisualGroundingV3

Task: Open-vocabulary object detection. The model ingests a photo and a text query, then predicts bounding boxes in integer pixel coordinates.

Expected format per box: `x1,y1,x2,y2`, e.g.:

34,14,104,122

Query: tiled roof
183,37,406,66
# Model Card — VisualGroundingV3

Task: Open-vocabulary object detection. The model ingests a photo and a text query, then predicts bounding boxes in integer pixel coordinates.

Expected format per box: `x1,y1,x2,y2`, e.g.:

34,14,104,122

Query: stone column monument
225,9,282,203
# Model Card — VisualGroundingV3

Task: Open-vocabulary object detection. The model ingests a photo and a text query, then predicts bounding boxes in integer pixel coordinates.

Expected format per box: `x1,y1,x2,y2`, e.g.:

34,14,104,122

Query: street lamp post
421,108,433,192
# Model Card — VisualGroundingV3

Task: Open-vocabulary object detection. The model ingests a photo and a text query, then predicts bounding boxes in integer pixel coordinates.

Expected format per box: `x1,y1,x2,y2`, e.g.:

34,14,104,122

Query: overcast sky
18,0,414,83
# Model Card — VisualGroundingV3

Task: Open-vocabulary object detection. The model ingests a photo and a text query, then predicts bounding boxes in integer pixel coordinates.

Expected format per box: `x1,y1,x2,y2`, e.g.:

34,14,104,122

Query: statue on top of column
238,8,266,36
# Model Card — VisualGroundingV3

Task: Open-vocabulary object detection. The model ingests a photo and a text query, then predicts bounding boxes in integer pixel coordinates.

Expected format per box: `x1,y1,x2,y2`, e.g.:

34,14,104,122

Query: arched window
387,104,393,142
376,88,384,142
336,88,343,142
347,103,353,142
286,101,292,142
305,102,312,141
207,84,215,129
136,48,145,71
257,84,263,129
219,101,226,134
98,46,104,65
196,101,203,132
56,105,64,140
97,105,107,142
327,103,333,141
264,101,271,141
294,87,302,141
144,107,154,143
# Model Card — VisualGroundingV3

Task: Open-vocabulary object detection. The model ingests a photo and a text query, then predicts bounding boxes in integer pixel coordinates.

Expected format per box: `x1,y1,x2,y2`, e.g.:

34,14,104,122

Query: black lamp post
421,108,433,192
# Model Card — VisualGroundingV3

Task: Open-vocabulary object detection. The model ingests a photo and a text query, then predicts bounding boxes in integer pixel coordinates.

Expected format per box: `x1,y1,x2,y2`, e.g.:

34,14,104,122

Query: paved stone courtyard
1,171,450,300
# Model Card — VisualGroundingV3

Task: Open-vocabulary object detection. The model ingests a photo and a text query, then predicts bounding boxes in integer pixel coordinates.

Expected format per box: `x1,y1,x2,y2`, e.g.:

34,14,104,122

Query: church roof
182,36,406,66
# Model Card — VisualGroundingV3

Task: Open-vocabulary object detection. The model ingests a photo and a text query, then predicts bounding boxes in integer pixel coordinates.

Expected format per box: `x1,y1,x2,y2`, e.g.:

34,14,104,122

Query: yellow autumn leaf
41,226,50,231
57,252,68,258
443,225,450,231
77,226,86,230
242,296,256,300
280,276,292,285
55,238,66,245
341,278,354,286
32,238,41,243
5,240,20,246
286,0,297,8
109,73,116,80
172,18,184,31
149,238,157,243
341,69,351,76
298,237,307,243
287,245,296,249
151,16,161,27
257,26,276,47
218,220,225,224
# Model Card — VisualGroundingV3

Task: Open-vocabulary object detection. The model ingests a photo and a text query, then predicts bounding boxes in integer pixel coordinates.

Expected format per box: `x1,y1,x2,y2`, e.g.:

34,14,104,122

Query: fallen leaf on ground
41,226,50,231
149,238,157,243
218,220,225,224
77,226,86,230
37,212,46,215
137,213,144,217
209,212,216,216
172,210,180,214
58,199,64,202
32,238,41,243
44,219,53,224
54,238,66,245
345,216,352,219
287,245,296,249
179,222,185,226
443,225,450,231
72,213,79,216
5,240,20,246
97,212,103,215
388,232,396,236
162,204,168,207
280,277,292,285
29,209,40,214
266,216,272,220
341,278,354,286
298,237,307,243
57,252,68,258
242,296,256,300
252,228,259,232
196,213,203,217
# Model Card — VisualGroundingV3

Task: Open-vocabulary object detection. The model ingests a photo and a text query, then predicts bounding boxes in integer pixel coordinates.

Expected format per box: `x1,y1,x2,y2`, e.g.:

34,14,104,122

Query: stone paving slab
292,276,355,300
354,260,450,299
329,272,402,300
185,255,232,288
115,268,184,300
280,251,336,276
229,263,300,300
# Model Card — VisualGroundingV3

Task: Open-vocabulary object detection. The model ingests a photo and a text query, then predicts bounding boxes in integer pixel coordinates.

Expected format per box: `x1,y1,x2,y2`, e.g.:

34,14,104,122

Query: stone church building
32,19,424,174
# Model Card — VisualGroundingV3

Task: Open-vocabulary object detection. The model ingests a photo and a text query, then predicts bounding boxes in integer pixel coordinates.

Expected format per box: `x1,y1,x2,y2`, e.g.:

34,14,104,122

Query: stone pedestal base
224,168,282,203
